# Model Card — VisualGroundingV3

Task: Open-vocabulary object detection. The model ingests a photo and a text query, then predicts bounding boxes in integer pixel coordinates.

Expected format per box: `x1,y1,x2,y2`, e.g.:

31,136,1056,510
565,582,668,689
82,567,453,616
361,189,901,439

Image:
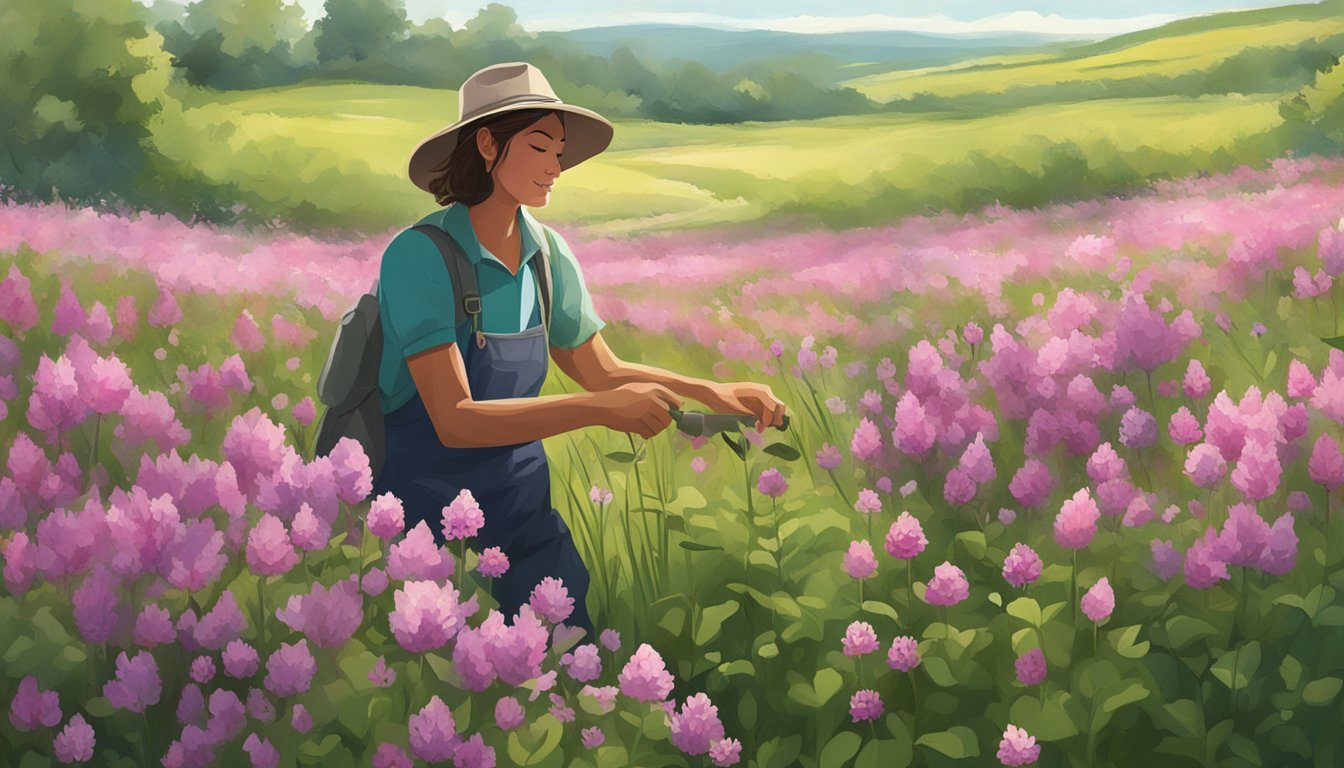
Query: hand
598,383,684,439
699,381,787,433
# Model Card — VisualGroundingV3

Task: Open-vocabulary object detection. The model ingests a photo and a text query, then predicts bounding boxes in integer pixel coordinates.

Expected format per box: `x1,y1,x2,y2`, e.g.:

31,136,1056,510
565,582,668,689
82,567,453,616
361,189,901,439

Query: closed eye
531,145,563,158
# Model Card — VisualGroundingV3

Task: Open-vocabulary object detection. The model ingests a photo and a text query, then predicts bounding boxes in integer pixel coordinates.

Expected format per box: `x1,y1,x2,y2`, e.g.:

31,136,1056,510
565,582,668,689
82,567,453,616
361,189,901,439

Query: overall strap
409,223,484,348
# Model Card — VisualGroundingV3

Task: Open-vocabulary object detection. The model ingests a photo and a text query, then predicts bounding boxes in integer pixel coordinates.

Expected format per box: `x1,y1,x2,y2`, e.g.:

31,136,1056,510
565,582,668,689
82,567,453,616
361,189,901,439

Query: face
476,112,565,207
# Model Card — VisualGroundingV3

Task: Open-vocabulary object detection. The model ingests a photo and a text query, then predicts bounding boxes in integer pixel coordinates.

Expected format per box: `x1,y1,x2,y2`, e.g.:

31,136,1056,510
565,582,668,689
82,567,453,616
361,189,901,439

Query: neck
466,190,521,246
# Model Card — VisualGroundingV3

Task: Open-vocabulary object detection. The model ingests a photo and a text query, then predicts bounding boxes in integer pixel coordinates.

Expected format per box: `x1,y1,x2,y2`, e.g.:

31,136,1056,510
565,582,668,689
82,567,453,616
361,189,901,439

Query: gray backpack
311,220,554,482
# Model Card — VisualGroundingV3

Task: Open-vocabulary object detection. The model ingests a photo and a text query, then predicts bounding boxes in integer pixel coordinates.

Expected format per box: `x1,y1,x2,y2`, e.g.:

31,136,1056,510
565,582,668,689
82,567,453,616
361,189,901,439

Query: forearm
600,361,717,403
443,392,606,448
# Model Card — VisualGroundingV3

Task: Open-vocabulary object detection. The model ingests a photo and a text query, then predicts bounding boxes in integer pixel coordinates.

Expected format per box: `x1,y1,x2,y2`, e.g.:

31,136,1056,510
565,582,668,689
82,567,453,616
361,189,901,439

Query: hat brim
407,101,614,195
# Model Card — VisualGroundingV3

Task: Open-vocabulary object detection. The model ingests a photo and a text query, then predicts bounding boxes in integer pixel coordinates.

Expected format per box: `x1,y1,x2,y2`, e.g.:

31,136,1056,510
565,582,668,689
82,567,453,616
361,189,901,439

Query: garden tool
668,406,791,437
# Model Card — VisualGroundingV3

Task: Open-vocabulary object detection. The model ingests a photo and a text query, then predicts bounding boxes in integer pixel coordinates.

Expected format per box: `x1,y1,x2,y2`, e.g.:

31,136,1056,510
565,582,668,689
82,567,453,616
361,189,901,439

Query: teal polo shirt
377,202,607,414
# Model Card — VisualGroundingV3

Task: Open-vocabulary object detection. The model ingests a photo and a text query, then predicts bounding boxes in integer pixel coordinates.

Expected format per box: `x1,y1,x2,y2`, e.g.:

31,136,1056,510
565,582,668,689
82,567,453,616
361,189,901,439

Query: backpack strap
409,223,484,348
409,215,556,348
533,224,555,344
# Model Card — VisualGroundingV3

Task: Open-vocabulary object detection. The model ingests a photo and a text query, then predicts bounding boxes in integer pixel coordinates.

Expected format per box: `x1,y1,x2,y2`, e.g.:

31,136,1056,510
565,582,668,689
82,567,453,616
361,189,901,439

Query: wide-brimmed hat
407,62,614,195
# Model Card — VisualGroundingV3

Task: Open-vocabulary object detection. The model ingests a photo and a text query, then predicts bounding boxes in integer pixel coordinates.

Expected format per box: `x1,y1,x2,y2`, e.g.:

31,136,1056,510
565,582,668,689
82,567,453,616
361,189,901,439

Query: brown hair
427,109,566,207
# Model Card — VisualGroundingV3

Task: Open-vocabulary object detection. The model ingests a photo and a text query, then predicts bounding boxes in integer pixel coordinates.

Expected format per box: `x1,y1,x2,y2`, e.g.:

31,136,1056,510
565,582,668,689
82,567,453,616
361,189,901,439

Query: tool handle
668,407,791,431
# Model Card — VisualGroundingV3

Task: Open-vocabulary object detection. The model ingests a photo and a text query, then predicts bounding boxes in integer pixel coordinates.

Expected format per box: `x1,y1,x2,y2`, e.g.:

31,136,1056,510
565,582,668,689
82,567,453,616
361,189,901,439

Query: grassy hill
840,0,1343,101
149,2,1337,237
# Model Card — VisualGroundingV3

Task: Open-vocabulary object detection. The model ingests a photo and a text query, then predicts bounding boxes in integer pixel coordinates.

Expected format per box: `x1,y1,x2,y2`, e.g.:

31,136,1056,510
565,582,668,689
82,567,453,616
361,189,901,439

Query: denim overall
370,255,594,638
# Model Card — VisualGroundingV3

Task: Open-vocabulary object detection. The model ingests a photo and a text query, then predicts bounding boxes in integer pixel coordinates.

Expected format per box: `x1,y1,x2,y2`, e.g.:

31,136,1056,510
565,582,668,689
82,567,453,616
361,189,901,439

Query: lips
535,182,552,191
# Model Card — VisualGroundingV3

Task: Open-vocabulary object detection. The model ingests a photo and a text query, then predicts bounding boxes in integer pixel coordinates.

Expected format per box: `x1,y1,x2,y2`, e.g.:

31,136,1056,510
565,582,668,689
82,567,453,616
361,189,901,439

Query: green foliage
0,0,175,207
314,0,409,63
1279,51,1344,151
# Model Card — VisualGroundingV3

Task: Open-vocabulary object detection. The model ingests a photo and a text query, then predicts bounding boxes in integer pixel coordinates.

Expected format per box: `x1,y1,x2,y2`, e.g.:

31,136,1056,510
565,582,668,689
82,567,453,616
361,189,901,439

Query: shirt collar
436,202,543,269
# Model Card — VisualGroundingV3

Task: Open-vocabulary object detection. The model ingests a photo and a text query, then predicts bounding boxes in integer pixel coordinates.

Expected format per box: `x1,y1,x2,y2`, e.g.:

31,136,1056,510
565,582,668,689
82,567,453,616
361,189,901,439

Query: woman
370,62,787,639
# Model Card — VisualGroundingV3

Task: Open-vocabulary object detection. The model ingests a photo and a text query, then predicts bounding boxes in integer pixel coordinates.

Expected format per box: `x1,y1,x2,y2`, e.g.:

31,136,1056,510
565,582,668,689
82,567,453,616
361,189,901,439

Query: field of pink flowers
2,152,1344,768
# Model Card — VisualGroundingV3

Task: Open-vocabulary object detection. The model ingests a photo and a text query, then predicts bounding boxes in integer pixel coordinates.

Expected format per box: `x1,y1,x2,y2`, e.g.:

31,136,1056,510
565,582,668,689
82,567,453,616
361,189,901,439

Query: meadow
2,151,1344,767
150,80,1289,238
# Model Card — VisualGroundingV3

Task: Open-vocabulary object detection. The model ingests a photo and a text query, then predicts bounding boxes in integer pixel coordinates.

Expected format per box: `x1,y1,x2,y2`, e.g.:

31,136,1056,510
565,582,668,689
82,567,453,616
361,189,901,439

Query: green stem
458,540,466,588
1071,549,1078,629
907,559,914,616
84,413,101,495
141,710,152,767
772,497,783,584
827,469,854,510
257,576,267,650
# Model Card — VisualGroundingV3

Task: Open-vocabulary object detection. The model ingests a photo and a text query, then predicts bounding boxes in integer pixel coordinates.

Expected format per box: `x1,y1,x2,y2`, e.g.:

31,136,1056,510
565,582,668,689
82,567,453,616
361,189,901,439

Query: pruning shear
668,406,791,437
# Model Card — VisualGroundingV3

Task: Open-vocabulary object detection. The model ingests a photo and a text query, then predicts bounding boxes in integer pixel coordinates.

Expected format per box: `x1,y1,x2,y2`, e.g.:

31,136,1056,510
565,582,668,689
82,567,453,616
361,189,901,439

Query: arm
550,330,718,404
408,341,607,449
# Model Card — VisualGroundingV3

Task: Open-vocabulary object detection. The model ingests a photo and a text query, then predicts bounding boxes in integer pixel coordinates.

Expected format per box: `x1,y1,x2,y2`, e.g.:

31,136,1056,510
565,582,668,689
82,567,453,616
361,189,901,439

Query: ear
475,127,497,166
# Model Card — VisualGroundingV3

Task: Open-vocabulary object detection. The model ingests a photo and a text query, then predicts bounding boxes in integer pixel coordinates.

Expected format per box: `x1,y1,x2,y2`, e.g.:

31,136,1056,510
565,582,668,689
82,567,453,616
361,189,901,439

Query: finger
662,387,683,409
640,413,662,436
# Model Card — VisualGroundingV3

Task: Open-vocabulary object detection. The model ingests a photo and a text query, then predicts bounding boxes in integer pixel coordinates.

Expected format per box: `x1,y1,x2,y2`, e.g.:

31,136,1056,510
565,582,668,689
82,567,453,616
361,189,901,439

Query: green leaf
758,643,779,659
1302,677,1342,706
1010,694,1080,741
758,735,803,768
667,485,708,515
678,540,723,552
921,656,956,687
719,659,755,677
1211,642,1261,690
820,731,862,768
1102,681,1149,713
1161,699,1202,738
641,707,670,739
1108,624,1150,659
861,600,900,624
787,682,819,708
1320,335,1344,352
31,607,71,646
1263,350,1278,380
1165,615,1218,649
738,690,757,730
338,694,368,734
814,668,843,706
855,737,914,768
367,696,391,723
84,697,115,719
721,433,746,460
1006,597,1042,626
1280,655,1304,690
605,451,637,463
770,592,801,618
695,600,741,646
763,442,801,461
509,715,564,765
916,726,979,759
300,734,342,758
954,531,986,559
1226,732,1262,767
657,606,686,636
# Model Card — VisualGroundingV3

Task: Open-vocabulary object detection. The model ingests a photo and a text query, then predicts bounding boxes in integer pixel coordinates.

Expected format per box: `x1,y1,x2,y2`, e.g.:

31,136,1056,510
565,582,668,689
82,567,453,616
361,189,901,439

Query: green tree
1280,54,1344,151
459,2,530,45
314,0,408,63
183,0,307,57
0,0,177,205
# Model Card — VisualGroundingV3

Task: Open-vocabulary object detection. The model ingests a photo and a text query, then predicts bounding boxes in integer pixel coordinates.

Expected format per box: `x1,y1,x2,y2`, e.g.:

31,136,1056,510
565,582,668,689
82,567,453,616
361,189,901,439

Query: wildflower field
2,153,1344,767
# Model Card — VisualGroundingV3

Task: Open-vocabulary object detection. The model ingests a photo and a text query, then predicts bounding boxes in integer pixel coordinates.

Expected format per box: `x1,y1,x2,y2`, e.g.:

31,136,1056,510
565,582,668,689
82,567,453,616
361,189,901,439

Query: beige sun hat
407,62,614,194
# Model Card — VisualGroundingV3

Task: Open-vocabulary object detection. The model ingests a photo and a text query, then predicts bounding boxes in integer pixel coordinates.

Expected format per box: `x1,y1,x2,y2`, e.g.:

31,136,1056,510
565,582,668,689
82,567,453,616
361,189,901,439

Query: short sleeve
544,227,606,349
379,229,460,358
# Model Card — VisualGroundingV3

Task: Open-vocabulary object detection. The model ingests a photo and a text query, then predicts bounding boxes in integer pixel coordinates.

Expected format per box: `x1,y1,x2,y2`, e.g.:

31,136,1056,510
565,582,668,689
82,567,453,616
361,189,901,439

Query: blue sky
149,1,1315,35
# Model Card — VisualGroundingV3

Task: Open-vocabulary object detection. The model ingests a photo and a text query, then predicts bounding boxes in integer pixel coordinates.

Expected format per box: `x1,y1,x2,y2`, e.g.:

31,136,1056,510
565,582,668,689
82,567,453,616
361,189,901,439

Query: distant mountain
534,24,1098,84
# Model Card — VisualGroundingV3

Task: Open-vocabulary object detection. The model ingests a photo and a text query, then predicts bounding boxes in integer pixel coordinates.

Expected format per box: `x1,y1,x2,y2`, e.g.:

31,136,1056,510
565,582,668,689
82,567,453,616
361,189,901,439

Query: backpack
311,217,555,481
